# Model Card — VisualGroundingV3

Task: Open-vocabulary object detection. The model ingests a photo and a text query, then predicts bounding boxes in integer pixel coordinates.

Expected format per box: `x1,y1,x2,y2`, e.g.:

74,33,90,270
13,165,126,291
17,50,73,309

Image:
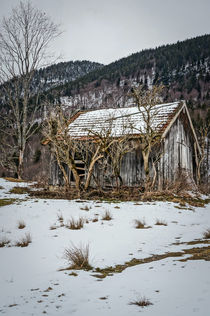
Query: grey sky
0,0,210,65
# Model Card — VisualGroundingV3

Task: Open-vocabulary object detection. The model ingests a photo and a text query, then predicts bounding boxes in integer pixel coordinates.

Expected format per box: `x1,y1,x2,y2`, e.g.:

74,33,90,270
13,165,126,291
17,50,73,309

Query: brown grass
17,220,26,229
57,212,64,223
5,177,26,183
80,205,91,211
65,217,84,230
129,297,153,307
64,244,92,270
155,219,167,226
203,229,210,239
0,236,10,247
9,186,30,194
15,232,32,247
102,210,112,221
0,198,16,207
134,219,151,229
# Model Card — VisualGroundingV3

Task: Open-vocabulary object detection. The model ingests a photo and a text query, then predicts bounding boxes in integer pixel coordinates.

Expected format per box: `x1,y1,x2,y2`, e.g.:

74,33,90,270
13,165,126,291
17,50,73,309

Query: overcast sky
0,0,210,65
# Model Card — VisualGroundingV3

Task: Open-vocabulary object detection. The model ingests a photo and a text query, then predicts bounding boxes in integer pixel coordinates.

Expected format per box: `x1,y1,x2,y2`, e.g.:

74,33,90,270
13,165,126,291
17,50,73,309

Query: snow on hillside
0,178,210,315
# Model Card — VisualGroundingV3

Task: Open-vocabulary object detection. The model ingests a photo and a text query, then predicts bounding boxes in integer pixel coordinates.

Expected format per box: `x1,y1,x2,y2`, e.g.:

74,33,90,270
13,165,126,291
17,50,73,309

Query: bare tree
43,106,82,195
130,85,164,191
0,1,60,178
195,124,209,185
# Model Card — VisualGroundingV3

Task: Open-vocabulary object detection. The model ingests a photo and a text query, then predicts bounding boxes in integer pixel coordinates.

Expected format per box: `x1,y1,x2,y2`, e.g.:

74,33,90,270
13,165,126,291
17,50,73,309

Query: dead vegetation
27,184,210,208
155,219,167,226
17,220,26,229
91,244,210,279
0,236,10,247
65,217,84,230
9,186,30,194
101,210,113,221
15,232,32,247
80,205,91,211
63,244,92,270
134,219,150,229
203,229,210,239
57,212,64,223
129,297,153,307
0,198,16,207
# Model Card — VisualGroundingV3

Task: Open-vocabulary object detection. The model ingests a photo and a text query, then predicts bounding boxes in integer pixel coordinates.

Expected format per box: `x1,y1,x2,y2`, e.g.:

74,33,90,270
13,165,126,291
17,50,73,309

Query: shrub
155,219,167,226
65,217,84,230
15,232,32,247
64,243,92,270
17,220,26,229
0,236,10,247
102,210,112,221
129,296,153,307
203,228,210,239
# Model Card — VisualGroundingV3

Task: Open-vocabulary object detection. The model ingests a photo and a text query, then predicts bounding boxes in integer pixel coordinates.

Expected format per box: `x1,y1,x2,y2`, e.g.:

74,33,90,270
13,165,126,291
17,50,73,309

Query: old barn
50,101,201,189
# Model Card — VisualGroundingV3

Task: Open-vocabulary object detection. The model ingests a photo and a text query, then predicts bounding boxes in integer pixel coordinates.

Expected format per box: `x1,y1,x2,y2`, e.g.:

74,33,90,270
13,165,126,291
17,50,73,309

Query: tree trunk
84,154,103,191
142,150,150,192
18,149,24,179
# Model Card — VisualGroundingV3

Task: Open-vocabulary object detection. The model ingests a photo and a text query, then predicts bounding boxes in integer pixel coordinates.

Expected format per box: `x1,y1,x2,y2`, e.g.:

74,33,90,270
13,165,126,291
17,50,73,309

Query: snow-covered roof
68,101,182,138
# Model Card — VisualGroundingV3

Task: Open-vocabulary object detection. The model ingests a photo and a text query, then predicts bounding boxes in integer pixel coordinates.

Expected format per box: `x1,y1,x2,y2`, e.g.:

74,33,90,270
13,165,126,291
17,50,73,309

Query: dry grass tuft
0,236,10,247
15,232,32,247
64,243,92,270
49,224,57,230
203,229,210,239
102,210,113,221
57,212,64,223
17,220,26,229
65,217,84,230
129,296,153,307
155,219,167,226
134,219,148,229
80,205,91,211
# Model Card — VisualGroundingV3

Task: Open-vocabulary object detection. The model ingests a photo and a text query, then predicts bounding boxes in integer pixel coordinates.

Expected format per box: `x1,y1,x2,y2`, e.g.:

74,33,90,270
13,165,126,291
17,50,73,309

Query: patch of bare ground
91,244,210,279
0,198,16,207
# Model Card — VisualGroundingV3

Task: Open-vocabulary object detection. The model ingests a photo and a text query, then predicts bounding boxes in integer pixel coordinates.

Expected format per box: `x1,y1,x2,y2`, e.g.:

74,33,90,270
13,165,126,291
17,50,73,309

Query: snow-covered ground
0,178,210,316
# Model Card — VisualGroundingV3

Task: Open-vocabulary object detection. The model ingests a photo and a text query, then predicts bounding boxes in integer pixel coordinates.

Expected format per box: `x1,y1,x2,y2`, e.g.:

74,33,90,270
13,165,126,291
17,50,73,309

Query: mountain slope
48,34,210,128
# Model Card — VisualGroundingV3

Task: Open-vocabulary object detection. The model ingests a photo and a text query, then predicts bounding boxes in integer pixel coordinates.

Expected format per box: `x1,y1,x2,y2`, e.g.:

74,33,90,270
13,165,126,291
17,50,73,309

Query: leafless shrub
15,233,32,247
102,210,113,221
129,296,153,307
64,243,92,270
155,219,167,226
65,217,84,230
0,236,10,247
17,220,26,229
203,228,210,239
92,217,98,223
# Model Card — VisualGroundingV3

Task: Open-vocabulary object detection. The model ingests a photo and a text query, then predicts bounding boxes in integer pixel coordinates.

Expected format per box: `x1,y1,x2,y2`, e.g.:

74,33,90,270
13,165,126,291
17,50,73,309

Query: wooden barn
50,101,201,189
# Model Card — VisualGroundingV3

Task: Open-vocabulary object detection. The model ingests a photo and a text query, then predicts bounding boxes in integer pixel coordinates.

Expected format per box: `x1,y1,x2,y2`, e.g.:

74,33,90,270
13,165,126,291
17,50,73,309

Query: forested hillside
47,34,210,129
